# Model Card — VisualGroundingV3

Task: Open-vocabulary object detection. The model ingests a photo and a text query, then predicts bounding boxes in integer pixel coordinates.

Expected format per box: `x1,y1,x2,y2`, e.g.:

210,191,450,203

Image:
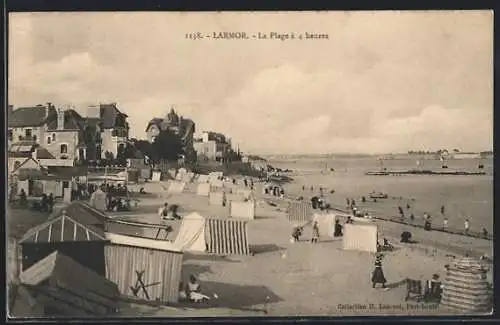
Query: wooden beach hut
441,257,491,312
104,232,184,304
18,208,108,276
287,201,313,224
18,251,119,317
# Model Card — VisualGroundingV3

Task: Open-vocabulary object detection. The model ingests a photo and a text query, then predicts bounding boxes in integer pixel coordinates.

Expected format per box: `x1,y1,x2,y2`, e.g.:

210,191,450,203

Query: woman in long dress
371,254,387,288
311,221,320,243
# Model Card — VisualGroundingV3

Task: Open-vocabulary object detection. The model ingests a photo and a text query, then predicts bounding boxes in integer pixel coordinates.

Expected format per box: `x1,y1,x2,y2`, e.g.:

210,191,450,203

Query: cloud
8,11,493,154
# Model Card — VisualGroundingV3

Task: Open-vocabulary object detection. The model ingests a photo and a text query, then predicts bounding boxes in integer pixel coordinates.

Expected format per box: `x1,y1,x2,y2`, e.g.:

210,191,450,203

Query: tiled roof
100,104,128,129
8,106,56,128
145,118,164,132
8,144,55,159
46,109,86,131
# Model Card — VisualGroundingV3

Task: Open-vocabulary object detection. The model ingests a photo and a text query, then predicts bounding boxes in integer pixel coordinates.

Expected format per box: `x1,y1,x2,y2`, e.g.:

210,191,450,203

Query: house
145,108,196,162
193,131,232,163
84,103,129,161
8,104,89,164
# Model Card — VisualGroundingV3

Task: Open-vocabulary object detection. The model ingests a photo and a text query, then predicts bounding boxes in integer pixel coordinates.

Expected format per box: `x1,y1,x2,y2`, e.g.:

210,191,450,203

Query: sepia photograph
6,10,493,318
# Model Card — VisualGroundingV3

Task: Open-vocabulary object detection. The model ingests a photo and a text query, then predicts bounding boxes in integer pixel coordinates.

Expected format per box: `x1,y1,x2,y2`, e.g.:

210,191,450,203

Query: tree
152,129,184,162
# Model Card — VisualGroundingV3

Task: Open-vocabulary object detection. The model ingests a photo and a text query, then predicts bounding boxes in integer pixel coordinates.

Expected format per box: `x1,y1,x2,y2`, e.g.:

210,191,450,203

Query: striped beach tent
206,218,251,256
287,201,313,223
441,257,491,312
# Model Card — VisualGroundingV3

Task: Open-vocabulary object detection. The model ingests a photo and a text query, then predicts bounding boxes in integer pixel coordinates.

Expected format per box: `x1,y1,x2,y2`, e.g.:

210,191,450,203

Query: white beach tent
230,200,256,220
342,223,378,253
197,174,209,183
196,183,210,196
167,181,186,194
174,212,207,252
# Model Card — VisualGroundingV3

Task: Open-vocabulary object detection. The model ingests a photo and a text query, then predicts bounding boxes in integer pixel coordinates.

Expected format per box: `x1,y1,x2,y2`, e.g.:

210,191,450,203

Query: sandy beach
98,175,493,317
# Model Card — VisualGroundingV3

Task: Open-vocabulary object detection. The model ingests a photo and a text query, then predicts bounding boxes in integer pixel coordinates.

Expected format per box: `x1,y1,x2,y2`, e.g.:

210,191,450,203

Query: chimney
87,105,101,119
45,103,52,119
57,108,64,130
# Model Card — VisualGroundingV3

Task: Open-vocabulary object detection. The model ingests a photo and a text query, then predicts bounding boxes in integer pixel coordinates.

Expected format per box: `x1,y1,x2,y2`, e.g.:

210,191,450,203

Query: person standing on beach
372,254,387,289
441,205,445,215
443,217,448,230
464,219,470,234
346,198,350,208
302,185,305,191
310,185,314,192
311,221,320,243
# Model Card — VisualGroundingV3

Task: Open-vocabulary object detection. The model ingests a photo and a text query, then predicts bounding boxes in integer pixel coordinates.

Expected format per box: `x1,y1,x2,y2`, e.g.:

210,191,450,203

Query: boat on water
366,156,487,176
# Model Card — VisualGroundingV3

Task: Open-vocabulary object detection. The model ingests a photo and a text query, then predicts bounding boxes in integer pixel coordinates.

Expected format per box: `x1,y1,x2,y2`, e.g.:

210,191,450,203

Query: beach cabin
209,191,225,206
104,233,183,304
175,212,251,256
342,223,378,253
197,182,210,196
441,257,491,312
167,180,186,194
18,208,108,276
287,201,313,224
18,251,120,317
230,200,256,220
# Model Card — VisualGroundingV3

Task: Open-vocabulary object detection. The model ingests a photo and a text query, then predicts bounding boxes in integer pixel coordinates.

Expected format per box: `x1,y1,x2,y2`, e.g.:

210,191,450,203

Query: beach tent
104,232,183,304
236,188,253,200
209,191,225,206
196,183,210,196
174,213,251,256
342,223,378,253
226,192,245,203
89,188,107,211
312,213,337,237
167,180,186,194
230,200,256,220
197,174,209,183
210,179,224,188
287,201,313,224
151,171,162,182
173,212,207,252
182,172,195,183
441,257,491,311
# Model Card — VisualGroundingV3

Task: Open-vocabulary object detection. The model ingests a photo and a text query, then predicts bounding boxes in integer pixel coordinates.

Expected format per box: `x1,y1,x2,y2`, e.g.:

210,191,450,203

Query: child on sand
311,221,320,243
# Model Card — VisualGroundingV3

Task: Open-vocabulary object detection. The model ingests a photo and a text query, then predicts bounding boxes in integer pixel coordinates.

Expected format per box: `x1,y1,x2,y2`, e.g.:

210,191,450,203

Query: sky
8,11,493,155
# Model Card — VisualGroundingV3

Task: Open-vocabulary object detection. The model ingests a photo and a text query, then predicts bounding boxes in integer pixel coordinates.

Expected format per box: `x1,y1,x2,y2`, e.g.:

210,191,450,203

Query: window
18,135,22,141
8,130,12,141
52,133,56,141
60,144,68,154
112,129,117,137
25,129,32,137
33,135,37,142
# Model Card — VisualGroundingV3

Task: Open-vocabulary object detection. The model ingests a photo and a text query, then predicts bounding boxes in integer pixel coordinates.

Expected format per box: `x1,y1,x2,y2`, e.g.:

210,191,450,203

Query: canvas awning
19,213,106,244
